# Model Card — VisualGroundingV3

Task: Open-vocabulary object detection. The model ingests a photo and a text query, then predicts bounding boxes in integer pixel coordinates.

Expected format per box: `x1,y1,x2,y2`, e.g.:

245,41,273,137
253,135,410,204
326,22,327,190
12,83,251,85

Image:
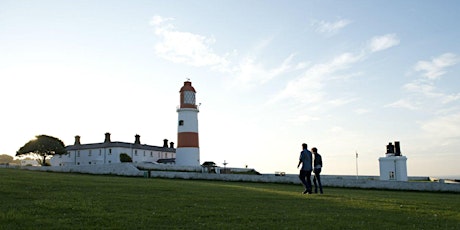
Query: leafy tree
0,154,14,164
16,135,66,166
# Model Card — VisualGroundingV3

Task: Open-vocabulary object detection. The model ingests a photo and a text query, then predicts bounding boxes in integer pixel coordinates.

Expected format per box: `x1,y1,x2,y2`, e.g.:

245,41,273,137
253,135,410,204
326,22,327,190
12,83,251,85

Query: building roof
66,142,176,153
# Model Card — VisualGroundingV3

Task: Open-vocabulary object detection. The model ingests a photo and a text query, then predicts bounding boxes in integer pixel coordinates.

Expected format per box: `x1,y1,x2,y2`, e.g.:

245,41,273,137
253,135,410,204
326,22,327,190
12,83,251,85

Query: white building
50,133,175,166
379,141,408,181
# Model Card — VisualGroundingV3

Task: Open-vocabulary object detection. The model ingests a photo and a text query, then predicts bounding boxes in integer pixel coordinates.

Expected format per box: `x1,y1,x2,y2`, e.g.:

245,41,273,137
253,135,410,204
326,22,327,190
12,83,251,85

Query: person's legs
298,170,308,193
305,170,312,193
313,173,318,193
315,168,323,194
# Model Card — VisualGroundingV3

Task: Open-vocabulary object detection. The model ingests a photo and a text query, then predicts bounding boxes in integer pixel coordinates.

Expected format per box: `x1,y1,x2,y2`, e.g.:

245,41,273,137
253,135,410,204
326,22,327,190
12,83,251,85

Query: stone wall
14,163,143,177
2,164,458,193
147,170,460,193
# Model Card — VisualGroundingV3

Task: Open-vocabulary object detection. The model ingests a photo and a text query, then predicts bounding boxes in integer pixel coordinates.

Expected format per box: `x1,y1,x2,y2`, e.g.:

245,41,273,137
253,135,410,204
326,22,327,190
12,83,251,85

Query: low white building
50,133,176,166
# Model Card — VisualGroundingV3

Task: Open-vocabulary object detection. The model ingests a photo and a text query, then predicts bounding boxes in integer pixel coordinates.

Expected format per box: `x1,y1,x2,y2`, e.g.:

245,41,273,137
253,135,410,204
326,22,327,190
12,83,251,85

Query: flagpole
355,151,359,180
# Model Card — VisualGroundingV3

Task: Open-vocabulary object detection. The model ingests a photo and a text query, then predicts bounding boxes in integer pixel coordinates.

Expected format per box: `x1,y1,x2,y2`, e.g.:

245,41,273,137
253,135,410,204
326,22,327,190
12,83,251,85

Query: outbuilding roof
66,142,175,153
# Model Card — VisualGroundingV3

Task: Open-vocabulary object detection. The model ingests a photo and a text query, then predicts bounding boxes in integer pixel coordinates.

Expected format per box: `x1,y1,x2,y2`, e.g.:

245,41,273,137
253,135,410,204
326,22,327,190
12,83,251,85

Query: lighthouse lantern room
175,81,200,166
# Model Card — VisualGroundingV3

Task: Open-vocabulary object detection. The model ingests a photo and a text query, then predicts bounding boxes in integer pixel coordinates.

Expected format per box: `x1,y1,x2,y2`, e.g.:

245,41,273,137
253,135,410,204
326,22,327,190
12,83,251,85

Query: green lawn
1,168,459,229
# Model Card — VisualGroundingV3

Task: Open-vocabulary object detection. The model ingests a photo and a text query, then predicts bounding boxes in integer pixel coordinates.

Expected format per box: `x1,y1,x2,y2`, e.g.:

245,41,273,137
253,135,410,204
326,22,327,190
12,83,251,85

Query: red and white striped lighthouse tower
175,80,200,166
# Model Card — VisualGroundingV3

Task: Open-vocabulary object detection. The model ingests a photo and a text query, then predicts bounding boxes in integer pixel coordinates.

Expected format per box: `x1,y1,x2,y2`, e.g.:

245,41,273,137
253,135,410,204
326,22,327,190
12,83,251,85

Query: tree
16,135,67,166
119,153,132,163
0,154,14,164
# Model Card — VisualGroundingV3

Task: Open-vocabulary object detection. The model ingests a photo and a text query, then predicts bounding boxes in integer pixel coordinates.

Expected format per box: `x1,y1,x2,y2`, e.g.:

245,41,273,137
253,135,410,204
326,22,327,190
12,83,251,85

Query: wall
12,163,143,177
3,164,458,193
146,171,460,193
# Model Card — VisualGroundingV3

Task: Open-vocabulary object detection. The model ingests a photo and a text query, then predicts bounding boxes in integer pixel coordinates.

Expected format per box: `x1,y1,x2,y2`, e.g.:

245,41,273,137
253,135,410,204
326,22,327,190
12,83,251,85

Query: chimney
135,134,141,145
74,135,81,145
104,133,111,143
395,141,401,156
163,139,168,148
169,142,175,149
386,142,394,154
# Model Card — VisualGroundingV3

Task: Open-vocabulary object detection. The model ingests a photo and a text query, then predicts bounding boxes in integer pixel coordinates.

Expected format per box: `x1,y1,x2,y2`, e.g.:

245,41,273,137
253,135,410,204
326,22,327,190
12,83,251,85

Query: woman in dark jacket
312,147,323,194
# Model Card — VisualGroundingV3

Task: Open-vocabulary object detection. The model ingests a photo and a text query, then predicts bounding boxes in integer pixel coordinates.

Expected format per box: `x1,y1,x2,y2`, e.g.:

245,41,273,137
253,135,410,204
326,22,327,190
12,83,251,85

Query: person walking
312,147,323,194
297,143,313,194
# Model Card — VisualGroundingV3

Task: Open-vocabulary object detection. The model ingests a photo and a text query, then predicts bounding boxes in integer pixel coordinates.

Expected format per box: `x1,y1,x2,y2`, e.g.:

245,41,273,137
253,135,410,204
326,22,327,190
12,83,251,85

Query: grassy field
1,168,459,229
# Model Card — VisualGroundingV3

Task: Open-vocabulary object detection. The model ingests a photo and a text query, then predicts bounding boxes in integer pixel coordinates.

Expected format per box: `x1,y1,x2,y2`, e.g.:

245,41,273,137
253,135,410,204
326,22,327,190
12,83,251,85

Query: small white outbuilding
379,141,408,181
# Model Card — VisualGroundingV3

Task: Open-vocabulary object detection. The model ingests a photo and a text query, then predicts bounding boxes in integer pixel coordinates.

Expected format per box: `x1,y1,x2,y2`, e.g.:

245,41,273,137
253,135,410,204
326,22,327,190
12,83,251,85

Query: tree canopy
119,153,133,163
0,154,14,164
16,135,67,166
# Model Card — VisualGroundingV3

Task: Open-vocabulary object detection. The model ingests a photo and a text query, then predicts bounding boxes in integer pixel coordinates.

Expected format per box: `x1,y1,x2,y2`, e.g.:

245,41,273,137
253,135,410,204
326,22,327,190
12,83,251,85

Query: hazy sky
1,1,459,177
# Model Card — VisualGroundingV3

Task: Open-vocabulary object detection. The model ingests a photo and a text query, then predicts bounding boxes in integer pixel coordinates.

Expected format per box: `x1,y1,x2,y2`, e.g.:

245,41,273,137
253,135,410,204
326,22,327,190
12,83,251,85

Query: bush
119,153,132,163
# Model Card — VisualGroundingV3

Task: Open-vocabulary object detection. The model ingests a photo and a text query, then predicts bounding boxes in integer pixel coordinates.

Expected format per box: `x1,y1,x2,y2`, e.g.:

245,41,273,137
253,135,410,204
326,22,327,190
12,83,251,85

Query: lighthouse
175,81,200,166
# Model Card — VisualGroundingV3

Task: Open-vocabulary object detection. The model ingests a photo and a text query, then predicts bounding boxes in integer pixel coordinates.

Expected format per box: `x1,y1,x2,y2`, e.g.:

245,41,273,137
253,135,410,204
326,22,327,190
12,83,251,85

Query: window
108,160,111,164
77,162,80,165
143,151,146,157
89,162,91,165
88,150,92,156
389,171,395,180
108,149,112,155
77,151,80,157
99,149,102,156
179,120,184,126
184,91,195,104
135,150,138,156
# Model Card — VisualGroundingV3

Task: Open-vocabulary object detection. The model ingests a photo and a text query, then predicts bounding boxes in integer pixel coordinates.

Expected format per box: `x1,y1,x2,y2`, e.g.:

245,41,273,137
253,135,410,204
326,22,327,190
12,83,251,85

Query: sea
431,175,460,180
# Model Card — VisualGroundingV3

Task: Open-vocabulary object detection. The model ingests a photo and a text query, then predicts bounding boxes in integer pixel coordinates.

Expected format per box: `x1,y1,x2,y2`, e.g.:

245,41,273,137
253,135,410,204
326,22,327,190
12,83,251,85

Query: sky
1,0,459,177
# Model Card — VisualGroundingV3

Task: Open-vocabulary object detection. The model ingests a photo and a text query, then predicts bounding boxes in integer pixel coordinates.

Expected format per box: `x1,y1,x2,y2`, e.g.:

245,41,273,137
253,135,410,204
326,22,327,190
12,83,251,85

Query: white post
223,160,228,173
355,151,359,180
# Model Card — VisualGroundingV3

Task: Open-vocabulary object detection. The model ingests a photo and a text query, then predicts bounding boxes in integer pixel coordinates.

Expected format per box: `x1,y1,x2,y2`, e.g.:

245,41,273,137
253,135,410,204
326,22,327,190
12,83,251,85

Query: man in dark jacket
297,143,313,194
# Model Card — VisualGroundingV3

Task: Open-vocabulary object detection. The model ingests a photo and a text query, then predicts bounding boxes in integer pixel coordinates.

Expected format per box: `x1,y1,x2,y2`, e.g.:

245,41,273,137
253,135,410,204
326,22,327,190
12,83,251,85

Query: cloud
384,99,419,110
420,112,460,143
312,19,352,35
234,54,304,87
150,15,174,26
287,114,320,123
403,80,438,97
150,15,230,70
414,53,458,80
441,93,460,104
269,52,362,104
269,72,324,105
270,33,402,115
389,53,459,111
368,34,400,52
328,98,357,106
150,15,306,88
354,108,370,114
